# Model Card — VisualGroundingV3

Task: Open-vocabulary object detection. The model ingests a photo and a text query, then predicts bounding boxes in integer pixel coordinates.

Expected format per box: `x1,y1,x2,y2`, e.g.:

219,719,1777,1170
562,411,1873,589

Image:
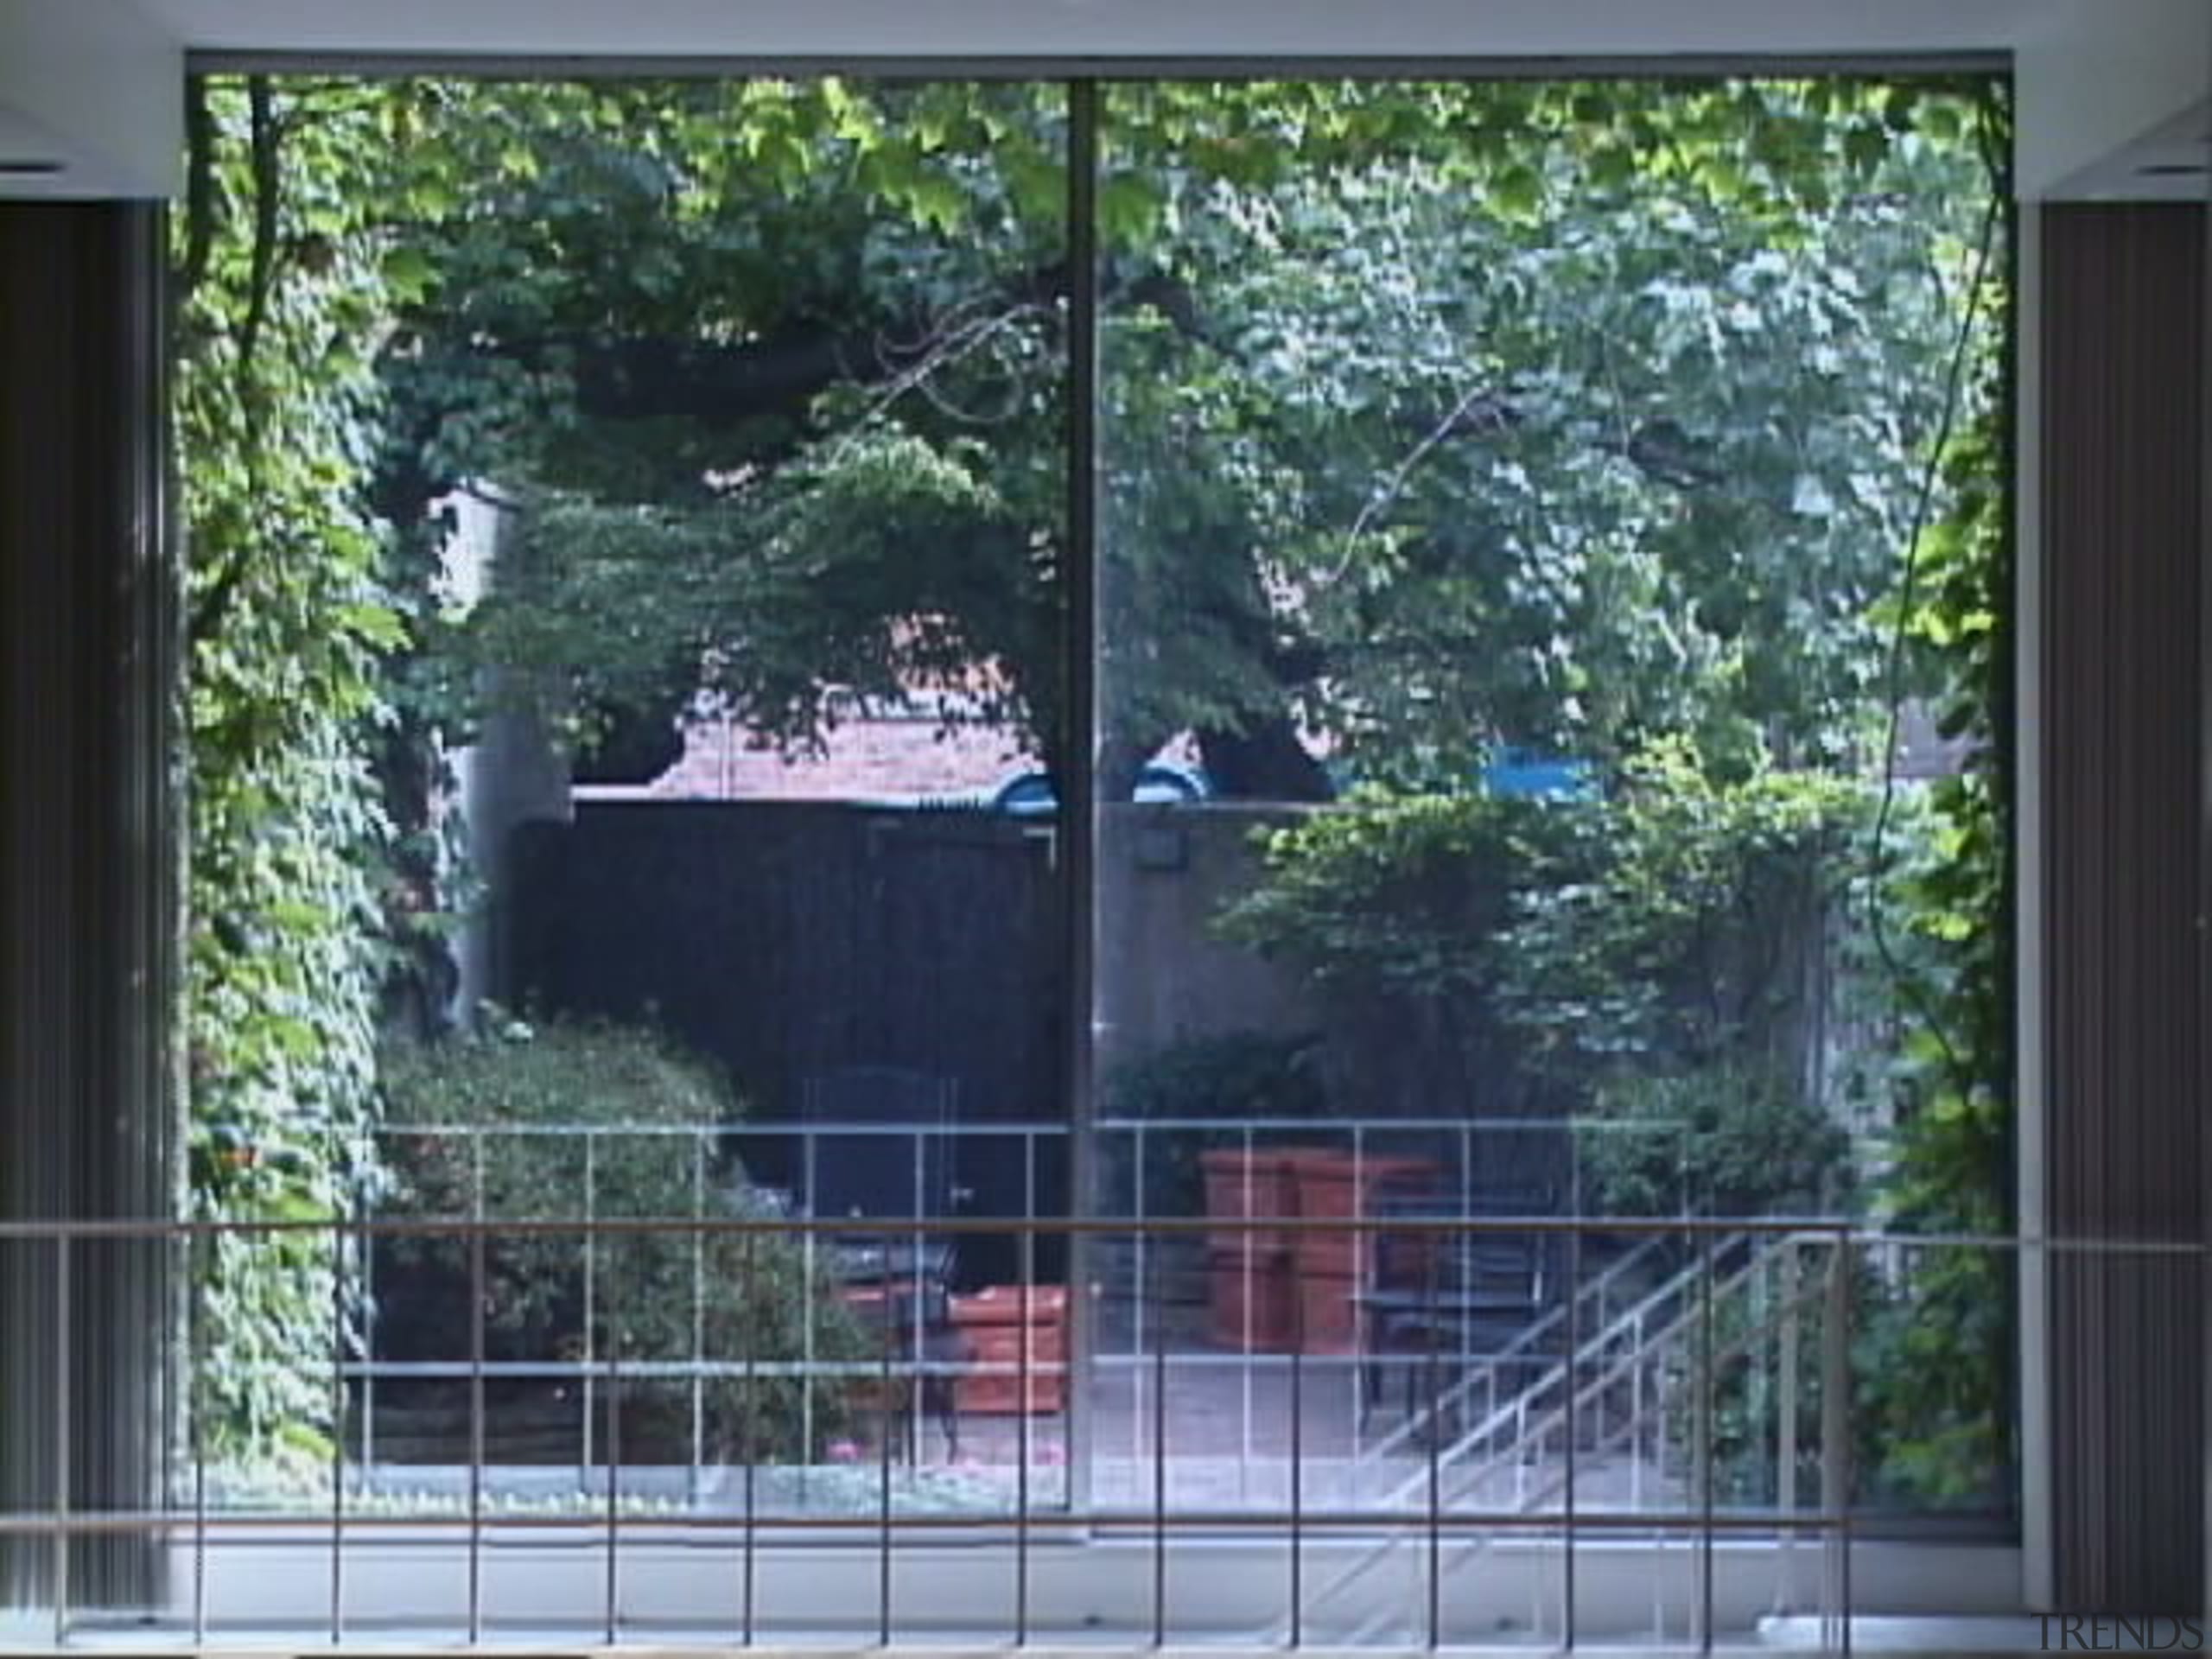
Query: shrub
1575,1061,1853,1220
379,1014,874,1462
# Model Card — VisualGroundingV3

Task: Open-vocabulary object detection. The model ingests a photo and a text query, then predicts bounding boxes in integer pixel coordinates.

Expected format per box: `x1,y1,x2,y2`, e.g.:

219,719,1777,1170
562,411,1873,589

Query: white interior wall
2014,0,2209,199
130,0,2060,59
0,0,181,198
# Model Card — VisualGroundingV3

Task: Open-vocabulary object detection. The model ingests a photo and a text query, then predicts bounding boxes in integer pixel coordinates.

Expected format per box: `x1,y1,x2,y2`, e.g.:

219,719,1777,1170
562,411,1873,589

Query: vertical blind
0,200,176,1611
2040,200,2209,1613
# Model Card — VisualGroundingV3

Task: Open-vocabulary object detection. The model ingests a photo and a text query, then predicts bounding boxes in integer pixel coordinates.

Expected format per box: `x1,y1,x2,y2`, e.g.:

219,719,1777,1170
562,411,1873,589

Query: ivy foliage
1852,177,2017,1504
175,78,416,1455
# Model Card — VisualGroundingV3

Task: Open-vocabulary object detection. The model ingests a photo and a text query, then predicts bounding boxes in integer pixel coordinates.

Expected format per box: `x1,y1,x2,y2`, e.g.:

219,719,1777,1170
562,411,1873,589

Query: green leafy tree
1217,750,1872,1129
1096,83,1992,789
364,76,1996,803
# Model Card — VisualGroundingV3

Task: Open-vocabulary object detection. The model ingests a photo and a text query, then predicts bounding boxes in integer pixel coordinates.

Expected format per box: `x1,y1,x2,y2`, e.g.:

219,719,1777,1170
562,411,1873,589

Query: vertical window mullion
1061,73,1103,1515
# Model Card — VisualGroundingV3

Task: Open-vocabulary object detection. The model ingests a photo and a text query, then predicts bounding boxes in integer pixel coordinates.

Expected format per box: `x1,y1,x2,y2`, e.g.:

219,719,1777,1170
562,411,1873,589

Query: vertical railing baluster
1821,1234,1853,1659
53,1233,69,1648
1133,1123,1147,1500
1424,1219,1440,1653
1631,1305,1647,1512
1748,1236,1770,1513
1022,1131,1040,1505
1016,1218,1033,1647
468,1141,486,1645
362,1160,377,1475
330,1216,346,1644
802,1131,819,1493
1697,1234,1715,1656
1287,1282,1303,1651
582,1131,597,1488
742,1227,758,1649
605,1294,620,1648
190,1230,207,1647
1564,1215,1580,1651
692,1131,707,1509
1152,1240,1167,1650
1240,1122,1255,1503
1777,1235,1801,1615
1351,1123,1366,1470
912,1129,927,1466
879,1236,894,1650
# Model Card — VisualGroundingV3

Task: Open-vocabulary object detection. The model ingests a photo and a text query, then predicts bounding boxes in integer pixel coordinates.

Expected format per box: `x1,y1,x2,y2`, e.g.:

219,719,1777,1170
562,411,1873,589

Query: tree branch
480,263,1200,436
196,78,283,647
234,75,281,424
1325,378,1512,584
827,301,1049,460
178,78,216,308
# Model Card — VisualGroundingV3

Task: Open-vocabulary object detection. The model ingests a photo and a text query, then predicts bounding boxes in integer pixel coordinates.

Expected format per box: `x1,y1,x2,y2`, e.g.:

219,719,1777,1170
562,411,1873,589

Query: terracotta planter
1294,1264,1362,1354
1282,1149,1439,1219
1281,1149,1439,1355
957,1374,1067,1415
950,1285,1069,1328
1205,1249,1299,1351
1198,1147,1299,1261
956,1327,1068,1414
951,1284,1069,1414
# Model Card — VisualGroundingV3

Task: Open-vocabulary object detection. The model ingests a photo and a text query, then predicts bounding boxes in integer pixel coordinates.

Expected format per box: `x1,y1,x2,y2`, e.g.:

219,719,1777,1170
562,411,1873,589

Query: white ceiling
137,0,2075,61
2054,99,2210,201
3,0,2202,197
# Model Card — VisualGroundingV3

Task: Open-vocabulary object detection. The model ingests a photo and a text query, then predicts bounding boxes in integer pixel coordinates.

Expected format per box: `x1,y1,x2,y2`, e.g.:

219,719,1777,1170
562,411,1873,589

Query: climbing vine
1856,101,2016,1501
175,77,410,1457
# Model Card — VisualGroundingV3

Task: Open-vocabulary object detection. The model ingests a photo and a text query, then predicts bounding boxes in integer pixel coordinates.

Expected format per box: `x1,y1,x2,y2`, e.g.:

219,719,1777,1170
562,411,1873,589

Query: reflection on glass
1092,79,2011,1617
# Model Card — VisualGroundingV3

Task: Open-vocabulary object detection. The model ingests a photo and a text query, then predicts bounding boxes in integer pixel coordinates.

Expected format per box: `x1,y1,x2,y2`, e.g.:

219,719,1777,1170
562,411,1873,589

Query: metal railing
1,1103,2189,1649
360,1114,1697,1494
365,1118,1076,1487
0,1204,2162,1649
1300,1230,1843,1647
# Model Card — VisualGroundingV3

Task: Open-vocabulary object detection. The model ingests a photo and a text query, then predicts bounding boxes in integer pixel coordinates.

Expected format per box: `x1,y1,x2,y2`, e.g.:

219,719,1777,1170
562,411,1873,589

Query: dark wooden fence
509,798,1069,1150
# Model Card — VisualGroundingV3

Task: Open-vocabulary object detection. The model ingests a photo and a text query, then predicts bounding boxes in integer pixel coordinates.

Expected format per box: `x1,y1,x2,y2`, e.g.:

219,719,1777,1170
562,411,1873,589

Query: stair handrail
1292,1232,1759,1628
1356,1230,1674,1469
1289,1229,1844,1643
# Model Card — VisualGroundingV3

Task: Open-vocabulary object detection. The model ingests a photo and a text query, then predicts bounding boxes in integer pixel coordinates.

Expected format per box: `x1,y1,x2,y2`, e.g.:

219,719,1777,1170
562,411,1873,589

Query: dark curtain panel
2040,200,2209,1613
0,200,177,1612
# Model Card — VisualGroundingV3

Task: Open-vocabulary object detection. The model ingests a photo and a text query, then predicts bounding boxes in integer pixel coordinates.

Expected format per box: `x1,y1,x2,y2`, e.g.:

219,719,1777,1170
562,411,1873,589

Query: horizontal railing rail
0,1204,2190,1649
6,1213,2202,1245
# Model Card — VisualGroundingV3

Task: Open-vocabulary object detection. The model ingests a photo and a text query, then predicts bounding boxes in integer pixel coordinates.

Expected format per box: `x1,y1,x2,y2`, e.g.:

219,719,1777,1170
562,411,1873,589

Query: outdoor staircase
1282,1228,1841,1644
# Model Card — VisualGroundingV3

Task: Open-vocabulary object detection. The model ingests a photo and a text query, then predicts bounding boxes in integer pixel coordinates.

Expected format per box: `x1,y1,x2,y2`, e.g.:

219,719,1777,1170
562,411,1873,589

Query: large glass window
1088,74,2012,1630
148,65,2011,1645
